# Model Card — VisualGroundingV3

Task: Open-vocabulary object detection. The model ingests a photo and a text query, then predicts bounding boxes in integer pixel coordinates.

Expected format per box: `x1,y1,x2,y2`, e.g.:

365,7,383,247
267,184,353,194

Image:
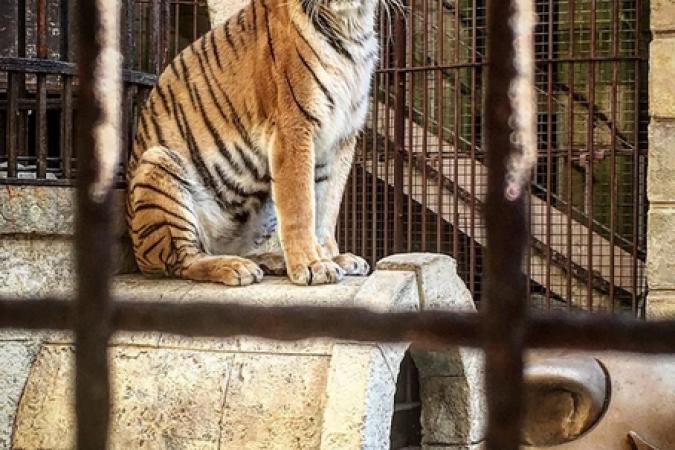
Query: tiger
126,0,388,286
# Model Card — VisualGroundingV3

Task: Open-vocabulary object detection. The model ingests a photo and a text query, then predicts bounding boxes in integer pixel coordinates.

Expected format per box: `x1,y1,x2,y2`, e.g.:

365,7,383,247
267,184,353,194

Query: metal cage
0,0,649,316
1,0,674,449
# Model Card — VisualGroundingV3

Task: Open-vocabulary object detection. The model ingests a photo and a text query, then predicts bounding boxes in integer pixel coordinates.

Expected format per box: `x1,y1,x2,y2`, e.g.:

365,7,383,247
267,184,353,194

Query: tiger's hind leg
128,146,263,286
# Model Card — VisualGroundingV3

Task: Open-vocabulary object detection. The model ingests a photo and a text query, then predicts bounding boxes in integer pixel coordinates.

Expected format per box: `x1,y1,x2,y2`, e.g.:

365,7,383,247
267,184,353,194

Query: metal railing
0,0,649,315
0,1,673,449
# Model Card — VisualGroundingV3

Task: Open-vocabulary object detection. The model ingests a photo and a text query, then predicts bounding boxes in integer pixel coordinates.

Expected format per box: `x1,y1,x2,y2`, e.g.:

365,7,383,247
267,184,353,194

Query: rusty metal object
629,431,659,450
525,352,675,450
522,357,607,445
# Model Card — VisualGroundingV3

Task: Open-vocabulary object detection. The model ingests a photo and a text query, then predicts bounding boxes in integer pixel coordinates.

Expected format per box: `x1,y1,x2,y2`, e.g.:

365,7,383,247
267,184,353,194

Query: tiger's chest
312,41,377,159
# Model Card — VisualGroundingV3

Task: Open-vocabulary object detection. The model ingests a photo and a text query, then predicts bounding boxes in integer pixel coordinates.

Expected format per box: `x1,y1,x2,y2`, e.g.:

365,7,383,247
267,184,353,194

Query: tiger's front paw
333,253,370,276
288,259,345,286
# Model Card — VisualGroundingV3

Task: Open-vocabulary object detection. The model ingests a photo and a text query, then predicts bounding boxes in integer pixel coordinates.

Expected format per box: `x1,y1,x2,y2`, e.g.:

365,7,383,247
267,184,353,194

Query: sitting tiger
127,0,384,286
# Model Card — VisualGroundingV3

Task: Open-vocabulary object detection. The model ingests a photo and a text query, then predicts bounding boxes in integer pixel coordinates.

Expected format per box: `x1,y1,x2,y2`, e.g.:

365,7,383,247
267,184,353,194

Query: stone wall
0,186,135,297
647,0,675,318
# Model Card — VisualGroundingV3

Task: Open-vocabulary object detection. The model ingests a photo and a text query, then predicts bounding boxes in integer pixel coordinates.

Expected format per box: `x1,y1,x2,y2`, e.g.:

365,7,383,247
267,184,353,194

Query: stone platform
0,254,486,450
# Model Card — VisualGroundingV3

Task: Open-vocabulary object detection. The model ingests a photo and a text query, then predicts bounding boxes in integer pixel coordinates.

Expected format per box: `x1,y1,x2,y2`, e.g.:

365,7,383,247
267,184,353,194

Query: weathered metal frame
0,1,669,449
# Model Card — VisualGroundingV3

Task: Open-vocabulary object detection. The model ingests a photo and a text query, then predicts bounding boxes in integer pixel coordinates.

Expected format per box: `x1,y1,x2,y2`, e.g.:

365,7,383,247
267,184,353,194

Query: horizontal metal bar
374,55,646,74
1,298,674,354
0,57,157,86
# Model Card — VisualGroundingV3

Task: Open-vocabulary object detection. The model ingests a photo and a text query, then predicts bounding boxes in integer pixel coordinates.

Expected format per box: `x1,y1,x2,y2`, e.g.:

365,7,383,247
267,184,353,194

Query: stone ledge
1,254,486,449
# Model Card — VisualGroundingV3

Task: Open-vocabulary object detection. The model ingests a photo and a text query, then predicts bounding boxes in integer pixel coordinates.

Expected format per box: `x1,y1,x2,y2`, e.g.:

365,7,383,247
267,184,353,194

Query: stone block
646,290,675,319
377,253,474,311
12,345,77,450
648,120,675,203
0,186,128,236
651,0,675,32
649,38,675,118
0,236,75,297
647,208,675,290
220,353,330,449
0,340,42,449
321,343,404,450
420,377,479,446
12,344,239,449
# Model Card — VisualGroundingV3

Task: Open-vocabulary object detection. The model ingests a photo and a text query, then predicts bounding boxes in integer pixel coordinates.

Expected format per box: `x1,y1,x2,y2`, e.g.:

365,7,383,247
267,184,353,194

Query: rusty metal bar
150,0,162,74
35,0,48,179
6,72,19,178
72,0,121,447
393,9,406,254
482,0,529,447
2,298,675,354
586,0,597,311
60,0,73,179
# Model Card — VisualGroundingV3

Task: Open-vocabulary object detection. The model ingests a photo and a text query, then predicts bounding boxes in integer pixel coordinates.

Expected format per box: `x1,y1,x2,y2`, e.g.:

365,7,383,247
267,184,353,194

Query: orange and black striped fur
127,0,381,285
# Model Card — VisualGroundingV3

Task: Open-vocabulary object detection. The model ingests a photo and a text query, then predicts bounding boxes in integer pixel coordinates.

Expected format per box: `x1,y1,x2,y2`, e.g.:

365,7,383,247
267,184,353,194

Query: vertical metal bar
586,0,596,311
192,0,198,40
60,0,73,180
483,0,529,447
631,0,641,316
371,71,379,263
393,10,407,254
469,0,478,299
61,79,73,179
174,1,180,55
6,73,18,179
421,0,429,252
609,0,619,313
452,0,460,261
73,0,120,446
17,0,27,168
566,0,575,309
36,0,48,179
127,0,136,69
162,0,172,68
406,0,415,253
436,0,445,254
150,0,162,74
545,0,554,309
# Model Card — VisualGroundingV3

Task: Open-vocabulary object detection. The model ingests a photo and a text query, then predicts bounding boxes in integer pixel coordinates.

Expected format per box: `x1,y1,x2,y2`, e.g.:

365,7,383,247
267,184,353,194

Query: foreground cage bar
2,299,675,354
72,0,120,447
482,0,530,446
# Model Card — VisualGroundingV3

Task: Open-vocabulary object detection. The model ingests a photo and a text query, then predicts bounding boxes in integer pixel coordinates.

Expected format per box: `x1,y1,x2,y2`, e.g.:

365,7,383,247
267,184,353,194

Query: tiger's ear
521,356,608,446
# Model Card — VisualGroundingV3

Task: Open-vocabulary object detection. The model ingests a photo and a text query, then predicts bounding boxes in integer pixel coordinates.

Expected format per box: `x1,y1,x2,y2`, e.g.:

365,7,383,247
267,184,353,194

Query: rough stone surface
0,339,42,449
646,290,675,319
651,0,675,32
0,234,137,297
0,236,75,297
378,254,486,445
3,254,485,449
647,208,675,291
649,38,675,119
648,121,675,203
377,253,474,311
214,353,329,449
0,186,136,297
321,270,420,450
0,186,128,236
